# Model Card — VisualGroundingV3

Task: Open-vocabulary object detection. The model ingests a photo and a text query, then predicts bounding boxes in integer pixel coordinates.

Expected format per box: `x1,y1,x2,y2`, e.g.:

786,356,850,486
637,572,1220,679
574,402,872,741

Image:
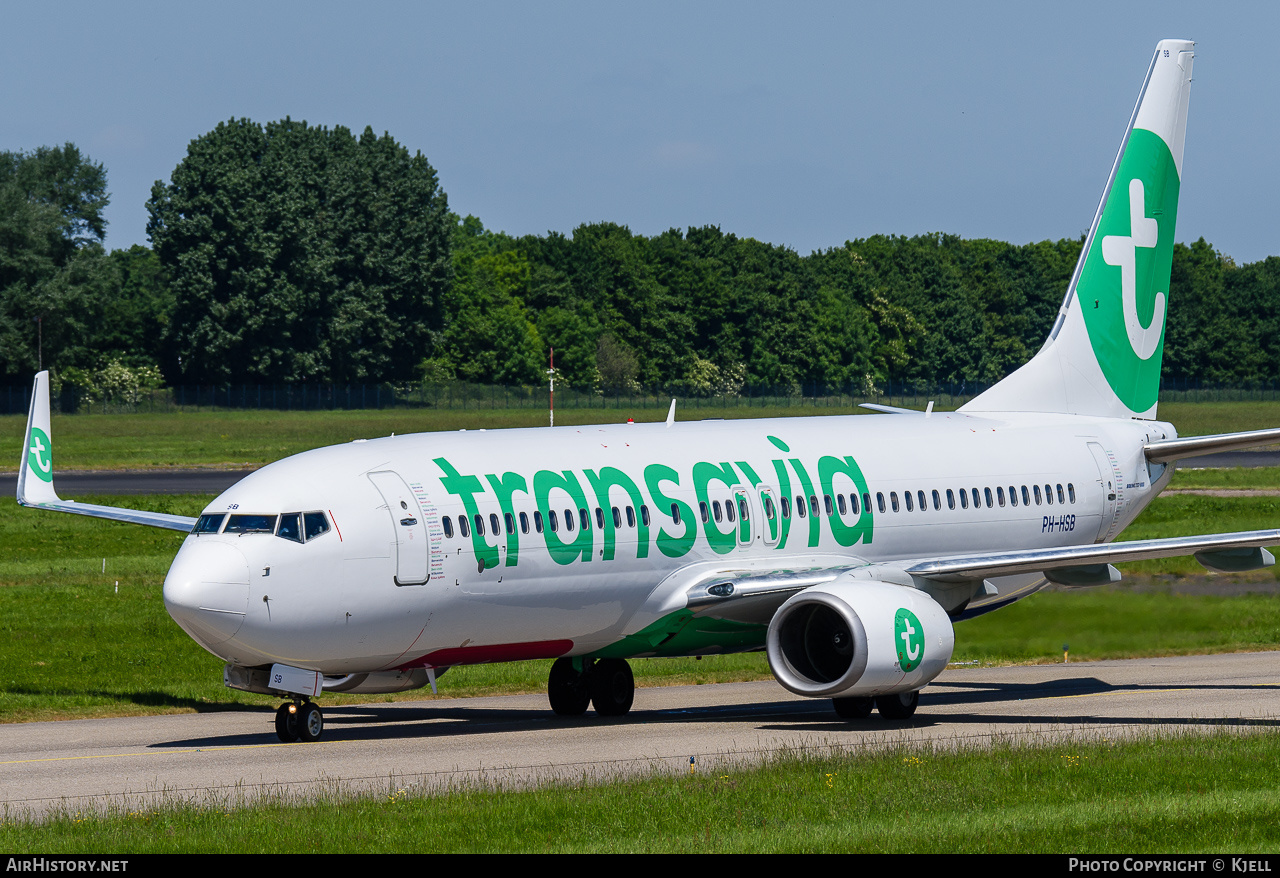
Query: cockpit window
303,512,330,540
277,513,303,543
194,513,225,534
225,514,278,534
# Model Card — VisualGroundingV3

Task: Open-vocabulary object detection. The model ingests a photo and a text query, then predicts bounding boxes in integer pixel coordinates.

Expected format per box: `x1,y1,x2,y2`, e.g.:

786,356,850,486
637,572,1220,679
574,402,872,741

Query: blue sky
6,2,1278,263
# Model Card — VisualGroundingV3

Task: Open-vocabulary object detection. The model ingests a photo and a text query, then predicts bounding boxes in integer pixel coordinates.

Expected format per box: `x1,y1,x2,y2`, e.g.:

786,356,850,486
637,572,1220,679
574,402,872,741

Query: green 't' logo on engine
895,608,924,672
1078,127,1180,414
28,427,52,482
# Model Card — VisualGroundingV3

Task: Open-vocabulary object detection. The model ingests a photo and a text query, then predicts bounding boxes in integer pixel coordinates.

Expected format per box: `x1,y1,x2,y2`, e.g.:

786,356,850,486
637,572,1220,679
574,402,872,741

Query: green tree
148,119,451,383
0,144,114,378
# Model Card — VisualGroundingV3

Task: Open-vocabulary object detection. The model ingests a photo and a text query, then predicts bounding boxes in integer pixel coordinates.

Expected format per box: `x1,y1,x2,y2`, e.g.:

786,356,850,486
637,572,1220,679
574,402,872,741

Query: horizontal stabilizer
1145,428,1280,464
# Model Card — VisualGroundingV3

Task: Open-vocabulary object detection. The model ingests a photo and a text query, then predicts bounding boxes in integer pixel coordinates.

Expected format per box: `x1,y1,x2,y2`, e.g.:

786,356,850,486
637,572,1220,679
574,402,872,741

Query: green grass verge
6,729,1280,851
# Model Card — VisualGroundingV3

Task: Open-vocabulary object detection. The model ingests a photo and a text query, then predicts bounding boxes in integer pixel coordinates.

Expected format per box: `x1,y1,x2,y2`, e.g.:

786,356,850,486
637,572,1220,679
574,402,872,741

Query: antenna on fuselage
666,398,676,428
547,347,556,428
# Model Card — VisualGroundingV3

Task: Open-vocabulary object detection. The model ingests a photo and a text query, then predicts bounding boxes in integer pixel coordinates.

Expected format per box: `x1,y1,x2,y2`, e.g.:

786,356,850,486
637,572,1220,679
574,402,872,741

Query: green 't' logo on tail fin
1078,128,1180,413
27,426,52,482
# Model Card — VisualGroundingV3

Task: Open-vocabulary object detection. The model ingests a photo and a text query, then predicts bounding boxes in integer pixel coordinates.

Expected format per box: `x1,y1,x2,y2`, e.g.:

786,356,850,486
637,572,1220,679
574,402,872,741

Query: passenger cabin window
640,505,650,526
1068,483,1076,504
932,490,941,511
520,512,530,534
947,489,955,510
1057,484,1065,504
670,503,681,525
534,511,544,533
627,506,637,527
459,515,470,537
918,490,926,511
1009,486,1018,507
1044,484,1054,505
443,517,454,538
890,492,899,513
959,490,969,510
490,513,500,535
903,491,912,512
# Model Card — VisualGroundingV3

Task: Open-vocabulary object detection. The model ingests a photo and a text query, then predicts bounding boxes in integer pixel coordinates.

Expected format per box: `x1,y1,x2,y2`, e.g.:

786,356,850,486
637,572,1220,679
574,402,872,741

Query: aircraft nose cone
163,541,251,651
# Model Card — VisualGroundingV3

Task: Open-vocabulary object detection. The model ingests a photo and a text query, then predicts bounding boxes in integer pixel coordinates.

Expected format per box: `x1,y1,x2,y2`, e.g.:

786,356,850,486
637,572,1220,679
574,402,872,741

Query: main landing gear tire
590,658,635,717
275,700,324,742
547,657,636,717
832,696,874,719
875,690,920,720
548,658,591,716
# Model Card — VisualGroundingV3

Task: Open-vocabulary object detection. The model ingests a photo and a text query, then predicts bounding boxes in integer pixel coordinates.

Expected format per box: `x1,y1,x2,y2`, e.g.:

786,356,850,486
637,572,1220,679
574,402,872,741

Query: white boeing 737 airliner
17,40,1280,742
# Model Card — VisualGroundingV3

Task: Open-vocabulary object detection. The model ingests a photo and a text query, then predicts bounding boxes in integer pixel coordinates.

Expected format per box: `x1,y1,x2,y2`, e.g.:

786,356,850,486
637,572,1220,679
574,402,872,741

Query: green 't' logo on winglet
895,608,924,672
28,426,52,482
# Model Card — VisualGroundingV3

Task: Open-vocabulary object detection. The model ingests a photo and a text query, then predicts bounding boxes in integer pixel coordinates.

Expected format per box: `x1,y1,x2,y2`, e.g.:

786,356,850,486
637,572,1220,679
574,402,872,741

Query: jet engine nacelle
766,579,954,698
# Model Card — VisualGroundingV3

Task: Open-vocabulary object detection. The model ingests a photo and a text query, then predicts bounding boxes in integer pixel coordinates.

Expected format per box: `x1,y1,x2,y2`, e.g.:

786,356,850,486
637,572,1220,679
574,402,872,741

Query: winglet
15,370,198,532
17,371,61,508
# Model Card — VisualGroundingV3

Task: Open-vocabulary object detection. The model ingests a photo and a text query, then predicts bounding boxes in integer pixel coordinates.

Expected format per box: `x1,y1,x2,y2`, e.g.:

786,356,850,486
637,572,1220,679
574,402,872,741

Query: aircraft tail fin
961,40,1194,420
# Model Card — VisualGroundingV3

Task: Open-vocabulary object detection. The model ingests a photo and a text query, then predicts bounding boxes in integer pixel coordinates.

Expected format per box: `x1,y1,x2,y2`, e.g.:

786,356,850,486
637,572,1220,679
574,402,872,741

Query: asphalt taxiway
2,651,1277,819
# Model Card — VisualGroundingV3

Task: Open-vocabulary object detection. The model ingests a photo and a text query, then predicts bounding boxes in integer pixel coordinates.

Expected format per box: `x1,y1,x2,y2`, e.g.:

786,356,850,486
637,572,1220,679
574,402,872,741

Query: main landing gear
832,690,919,721
275,699,324,742
547,657,635,717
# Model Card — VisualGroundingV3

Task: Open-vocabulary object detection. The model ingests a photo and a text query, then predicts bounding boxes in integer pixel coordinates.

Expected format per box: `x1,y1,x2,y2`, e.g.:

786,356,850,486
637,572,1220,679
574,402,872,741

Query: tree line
3,122,1278,398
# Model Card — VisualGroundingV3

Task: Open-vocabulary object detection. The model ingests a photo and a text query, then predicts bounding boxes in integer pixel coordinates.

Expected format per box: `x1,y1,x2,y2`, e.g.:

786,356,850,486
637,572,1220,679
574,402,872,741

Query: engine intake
766,579,954,698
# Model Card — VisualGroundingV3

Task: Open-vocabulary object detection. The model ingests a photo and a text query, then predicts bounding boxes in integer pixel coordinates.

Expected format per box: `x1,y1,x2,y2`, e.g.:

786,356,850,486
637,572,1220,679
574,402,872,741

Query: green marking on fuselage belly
590,609,767,660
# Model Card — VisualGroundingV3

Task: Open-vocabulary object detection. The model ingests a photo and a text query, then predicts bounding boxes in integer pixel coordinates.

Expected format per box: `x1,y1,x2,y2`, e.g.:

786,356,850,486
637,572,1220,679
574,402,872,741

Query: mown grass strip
5,729,1279,851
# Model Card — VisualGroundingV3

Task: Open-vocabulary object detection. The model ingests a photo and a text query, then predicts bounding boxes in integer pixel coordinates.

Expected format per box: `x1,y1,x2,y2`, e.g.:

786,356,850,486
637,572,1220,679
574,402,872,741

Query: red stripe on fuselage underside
400,640,574,670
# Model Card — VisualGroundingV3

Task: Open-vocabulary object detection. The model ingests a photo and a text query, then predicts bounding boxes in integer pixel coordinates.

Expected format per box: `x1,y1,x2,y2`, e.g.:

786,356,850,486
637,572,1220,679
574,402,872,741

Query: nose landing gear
275,699,324,742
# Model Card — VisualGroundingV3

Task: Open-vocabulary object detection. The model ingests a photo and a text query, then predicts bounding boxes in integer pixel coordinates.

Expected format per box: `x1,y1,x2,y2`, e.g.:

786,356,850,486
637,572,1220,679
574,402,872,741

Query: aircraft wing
16,372,197,533
682,529,1278,623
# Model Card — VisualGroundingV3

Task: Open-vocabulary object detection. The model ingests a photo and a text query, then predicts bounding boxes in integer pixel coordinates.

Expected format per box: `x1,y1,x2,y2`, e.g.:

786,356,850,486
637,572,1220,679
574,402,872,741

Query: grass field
5,729,1279,852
